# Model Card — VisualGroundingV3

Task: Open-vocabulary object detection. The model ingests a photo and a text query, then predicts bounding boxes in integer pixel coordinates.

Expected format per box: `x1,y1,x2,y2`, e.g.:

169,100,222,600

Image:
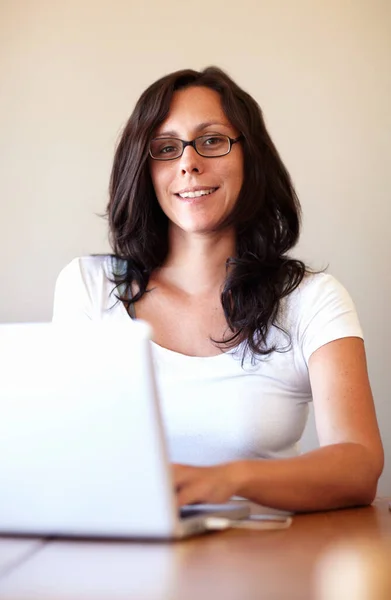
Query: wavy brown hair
107,66,307,359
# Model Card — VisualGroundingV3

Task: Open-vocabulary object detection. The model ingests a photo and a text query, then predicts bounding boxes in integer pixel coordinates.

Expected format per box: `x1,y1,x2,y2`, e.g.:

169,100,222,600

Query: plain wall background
1,0,390,495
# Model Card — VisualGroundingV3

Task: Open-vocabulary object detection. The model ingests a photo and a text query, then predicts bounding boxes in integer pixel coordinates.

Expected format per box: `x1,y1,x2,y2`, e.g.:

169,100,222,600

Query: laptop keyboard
179,506,205,519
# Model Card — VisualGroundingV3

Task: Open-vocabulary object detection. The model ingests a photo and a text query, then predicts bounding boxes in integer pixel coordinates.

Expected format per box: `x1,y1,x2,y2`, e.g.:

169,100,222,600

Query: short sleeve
296,273,364,364
52,258,94,322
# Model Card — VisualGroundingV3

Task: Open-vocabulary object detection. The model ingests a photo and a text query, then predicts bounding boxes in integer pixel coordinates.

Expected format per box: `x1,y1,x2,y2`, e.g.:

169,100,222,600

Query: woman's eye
158,143,180,155
151,140,181,157
200,136,228,151
160,145,176,154
204,136,224,146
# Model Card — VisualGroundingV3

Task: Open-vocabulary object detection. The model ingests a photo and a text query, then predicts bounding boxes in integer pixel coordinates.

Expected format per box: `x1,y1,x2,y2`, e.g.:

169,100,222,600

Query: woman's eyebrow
155,122,230,138
195,121,230,132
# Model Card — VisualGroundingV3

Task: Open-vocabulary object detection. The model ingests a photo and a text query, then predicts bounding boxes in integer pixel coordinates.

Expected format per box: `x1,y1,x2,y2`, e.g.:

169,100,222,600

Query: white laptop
0,321,250,539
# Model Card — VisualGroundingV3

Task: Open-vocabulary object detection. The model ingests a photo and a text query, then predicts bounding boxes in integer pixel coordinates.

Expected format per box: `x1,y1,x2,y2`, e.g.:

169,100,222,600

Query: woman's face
149,86,244,235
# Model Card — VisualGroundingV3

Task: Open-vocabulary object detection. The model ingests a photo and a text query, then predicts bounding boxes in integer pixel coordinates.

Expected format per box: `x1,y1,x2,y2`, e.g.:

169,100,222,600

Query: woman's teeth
178,188,217,199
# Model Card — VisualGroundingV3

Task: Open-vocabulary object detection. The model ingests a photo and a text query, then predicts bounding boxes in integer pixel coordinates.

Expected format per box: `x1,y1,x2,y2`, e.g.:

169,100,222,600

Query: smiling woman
149,86,244,236
53,66,384,513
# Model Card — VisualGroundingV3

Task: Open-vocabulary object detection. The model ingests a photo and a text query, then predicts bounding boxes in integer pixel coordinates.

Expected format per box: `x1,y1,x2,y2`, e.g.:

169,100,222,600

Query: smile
177,187,218,199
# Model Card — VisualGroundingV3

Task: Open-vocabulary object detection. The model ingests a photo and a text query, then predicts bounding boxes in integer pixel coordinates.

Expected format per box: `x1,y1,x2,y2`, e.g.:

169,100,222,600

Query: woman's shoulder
282,270,359,322
293,271,352,306
280,270,363,361
56,254,126,287
53,254,124,321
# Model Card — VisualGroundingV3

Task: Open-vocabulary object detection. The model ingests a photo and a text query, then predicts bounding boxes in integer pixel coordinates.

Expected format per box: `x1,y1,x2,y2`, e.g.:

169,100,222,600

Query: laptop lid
0,321,183,538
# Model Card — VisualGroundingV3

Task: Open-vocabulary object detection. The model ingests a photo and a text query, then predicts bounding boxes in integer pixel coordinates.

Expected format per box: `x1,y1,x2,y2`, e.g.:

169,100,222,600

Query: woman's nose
178,146,204,175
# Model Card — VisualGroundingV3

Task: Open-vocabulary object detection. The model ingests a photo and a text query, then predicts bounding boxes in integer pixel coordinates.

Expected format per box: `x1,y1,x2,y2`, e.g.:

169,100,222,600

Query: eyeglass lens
150,135,230,159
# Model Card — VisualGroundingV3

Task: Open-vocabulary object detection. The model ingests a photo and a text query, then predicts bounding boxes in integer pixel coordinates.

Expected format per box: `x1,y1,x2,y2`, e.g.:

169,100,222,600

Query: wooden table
0,498,390,600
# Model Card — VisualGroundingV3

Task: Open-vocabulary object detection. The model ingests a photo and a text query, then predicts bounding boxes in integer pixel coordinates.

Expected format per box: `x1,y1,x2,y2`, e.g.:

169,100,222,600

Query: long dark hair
107,66,307,359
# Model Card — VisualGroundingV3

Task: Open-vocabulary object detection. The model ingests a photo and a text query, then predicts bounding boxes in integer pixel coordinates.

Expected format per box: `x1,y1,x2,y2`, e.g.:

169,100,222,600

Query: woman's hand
172,462,243,507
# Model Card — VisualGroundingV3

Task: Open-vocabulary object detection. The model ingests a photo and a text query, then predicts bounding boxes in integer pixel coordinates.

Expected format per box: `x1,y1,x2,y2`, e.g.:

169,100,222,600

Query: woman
53,67,384,512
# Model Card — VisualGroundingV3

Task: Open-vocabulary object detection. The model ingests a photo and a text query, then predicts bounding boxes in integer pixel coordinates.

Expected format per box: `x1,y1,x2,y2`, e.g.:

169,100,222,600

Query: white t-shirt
53,255,363,465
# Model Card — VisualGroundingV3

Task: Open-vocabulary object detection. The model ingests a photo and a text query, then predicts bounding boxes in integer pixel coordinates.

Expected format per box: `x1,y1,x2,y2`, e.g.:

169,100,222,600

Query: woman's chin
177,216,224,235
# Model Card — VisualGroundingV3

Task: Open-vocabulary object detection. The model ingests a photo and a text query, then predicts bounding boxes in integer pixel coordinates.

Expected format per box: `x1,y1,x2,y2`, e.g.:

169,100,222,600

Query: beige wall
1,0,390,494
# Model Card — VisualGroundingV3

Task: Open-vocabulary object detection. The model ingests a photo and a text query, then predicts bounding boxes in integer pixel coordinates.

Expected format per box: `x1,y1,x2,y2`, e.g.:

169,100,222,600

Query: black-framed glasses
149,134,243,161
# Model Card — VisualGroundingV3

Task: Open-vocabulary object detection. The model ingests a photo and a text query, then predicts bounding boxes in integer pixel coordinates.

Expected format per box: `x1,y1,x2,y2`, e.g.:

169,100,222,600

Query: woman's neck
156,225,236,296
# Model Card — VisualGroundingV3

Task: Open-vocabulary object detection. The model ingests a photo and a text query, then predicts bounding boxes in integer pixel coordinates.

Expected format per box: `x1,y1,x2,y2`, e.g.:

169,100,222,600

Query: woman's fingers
172,463,235,506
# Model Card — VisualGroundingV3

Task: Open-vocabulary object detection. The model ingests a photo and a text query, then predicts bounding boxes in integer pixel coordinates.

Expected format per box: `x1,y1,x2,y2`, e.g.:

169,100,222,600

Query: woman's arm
174,337,384,512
